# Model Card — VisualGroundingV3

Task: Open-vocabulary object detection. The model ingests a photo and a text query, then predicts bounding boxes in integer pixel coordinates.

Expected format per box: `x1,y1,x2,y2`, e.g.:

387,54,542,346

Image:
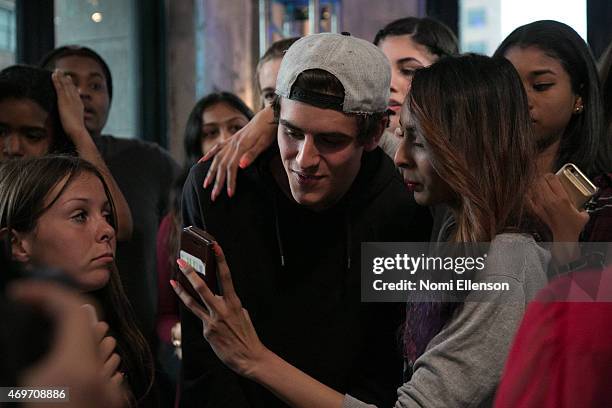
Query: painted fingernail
169,280,179,292
227,186,233,198
239,157,249,169
176,258,188,271
212,243,222,257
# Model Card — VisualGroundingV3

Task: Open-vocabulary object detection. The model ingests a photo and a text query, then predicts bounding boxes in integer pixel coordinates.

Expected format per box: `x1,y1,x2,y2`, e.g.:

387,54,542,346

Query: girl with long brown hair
0,155,155,406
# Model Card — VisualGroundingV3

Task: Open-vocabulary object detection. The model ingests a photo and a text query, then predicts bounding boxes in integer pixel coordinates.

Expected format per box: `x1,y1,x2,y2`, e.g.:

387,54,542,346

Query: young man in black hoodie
180,33,432,408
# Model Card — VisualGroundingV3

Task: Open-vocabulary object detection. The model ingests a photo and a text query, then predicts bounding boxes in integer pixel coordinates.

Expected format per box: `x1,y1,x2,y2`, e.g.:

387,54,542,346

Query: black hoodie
180,146,432,408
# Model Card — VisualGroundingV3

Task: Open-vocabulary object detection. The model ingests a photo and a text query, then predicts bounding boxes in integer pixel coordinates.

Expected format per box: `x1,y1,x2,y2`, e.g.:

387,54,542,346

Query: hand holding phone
179,226,219,297
555,163,598,209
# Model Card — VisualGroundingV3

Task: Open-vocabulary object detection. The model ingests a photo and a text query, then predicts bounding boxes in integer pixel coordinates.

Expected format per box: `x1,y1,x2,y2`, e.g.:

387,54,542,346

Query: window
466,41,488,54
460,0,587,56
55,0,139,139
467,8,486,28
0,0,15,69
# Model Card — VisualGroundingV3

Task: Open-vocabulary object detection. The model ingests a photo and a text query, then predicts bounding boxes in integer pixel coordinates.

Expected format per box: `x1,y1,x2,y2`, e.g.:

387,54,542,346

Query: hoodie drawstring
345,211,352,270
272,189,353,270
272,193,286,267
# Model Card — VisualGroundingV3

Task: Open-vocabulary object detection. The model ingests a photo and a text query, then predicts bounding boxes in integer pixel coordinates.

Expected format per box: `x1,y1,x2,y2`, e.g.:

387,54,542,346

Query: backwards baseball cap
275,32,391,114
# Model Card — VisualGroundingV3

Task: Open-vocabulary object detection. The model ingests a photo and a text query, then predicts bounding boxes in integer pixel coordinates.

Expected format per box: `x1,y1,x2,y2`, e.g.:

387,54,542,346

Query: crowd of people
1,15,612,408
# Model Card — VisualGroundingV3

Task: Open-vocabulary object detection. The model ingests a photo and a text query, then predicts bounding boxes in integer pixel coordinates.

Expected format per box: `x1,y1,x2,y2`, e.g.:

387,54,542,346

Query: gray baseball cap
275,32,391,114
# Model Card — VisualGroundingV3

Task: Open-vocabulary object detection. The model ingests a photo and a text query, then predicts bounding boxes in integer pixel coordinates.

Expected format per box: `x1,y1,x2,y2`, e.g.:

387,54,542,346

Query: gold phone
555,163,598,209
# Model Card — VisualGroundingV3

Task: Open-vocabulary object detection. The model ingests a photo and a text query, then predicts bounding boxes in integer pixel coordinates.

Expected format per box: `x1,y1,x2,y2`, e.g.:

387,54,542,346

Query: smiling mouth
292,171,324,185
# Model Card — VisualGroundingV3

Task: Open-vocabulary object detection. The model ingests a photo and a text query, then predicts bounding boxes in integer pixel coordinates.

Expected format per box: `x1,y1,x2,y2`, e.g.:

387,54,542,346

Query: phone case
179,226,219,297
555,163,598,209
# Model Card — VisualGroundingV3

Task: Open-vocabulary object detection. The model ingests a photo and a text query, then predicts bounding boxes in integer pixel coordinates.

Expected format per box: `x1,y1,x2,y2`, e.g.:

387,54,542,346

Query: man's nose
394,138,415,168
296,135,320,169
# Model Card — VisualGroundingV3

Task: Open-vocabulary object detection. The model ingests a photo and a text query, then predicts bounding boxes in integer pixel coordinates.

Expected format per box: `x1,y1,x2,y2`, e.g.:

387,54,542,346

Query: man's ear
1,228,33,263
363,117,387,152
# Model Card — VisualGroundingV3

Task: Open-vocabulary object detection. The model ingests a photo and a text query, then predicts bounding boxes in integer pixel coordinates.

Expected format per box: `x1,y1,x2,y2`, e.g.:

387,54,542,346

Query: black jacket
180,147,432,408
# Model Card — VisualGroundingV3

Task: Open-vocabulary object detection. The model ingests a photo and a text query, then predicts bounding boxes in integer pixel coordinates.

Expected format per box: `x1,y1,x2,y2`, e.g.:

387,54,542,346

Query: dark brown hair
494,20,610,176
0,65,76,155
272,69,387,145
402,54,538,363
374,17,458,59
407,54,537,242
600,42,612,141
183,92,253,166
0,155,154,405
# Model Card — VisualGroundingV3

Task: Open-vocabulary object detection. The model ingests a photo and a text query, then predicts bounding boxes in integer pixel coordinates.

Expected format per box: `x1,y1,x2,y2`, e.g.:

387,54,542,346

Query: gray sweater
344,233,550,408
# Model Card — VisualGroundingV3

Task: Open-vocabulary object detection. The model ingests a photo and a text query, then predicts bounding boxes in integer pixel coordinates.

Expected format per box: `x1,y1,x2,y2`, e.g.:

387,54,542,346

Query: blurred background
5,0,611,163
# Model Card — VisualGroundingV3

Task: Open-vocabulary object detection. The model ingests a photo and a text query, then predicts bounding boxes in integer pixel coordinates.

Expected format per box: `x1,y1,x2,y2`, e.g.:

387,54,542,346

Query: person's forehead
55,55,105,77
202,102,247,123
504,46,563,72
52,172,107,206
0,98,49,123
379,34,435,64
259,58,282,83
279,97,358,135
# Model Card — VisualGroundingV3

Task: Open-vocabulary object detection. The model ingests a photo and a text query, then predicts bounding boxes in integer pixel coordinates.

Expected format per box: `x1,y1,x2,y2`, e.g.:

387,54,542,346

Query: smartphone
555,163,598,209
179,226,220,296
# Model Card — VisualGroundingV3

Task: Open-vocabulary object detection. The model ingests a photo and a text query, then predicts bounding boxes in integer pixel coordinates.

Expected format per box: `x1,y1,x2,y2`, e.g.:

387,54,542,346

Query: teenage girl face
258,57,283,108
504,45,582,150
200,102,250,155
378,34,437,132
394,103,454,207
12,172,116,292
0,98,54,160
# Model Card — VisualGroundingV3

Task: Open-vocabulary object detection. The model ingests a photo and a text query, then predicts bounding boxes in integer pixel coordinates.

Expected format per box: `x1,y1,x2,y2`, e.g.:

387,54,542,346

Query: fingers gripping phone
555,163,598,209
179,226,220,298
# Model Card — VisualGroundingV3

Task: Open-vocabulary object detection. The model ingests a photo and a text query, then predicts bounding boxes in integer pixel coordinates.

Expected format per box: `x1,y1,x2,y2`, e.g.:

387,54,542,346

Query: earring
574,105,584,114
